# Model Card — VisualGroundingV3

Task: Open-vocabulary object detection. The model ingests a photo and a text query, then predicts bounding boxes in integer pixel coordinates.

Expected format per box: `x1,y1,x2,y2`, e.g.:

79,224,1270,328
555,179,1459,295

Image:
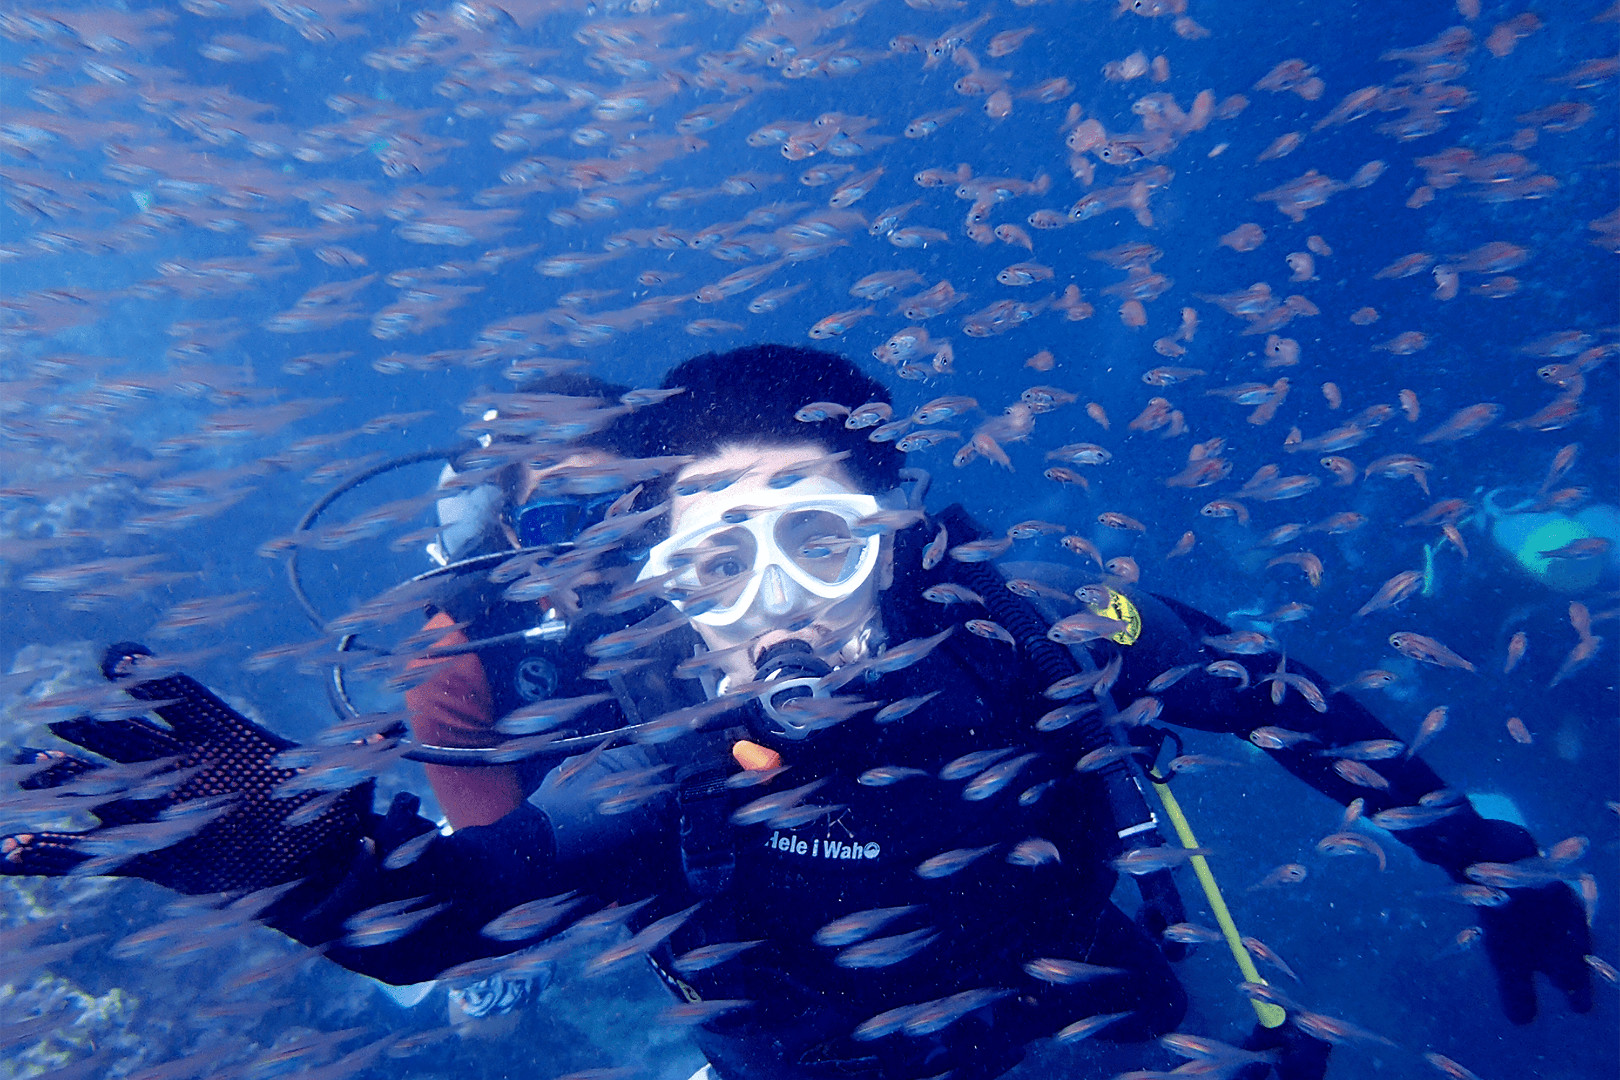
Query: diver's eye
690,528,755,586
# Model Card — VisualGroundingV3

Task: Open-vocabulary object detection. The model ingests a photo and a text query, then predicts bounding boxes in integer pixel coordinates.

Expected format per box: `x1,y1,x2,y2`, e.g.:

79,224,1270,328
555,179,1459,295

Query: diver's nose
758,564,805,616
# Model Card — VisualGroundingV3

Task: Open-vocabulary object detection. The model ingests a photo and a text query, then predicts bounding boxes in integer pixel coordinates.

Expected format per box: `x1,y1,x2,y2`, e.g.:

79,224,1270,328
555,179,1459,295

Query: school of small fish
0,0,1615,1079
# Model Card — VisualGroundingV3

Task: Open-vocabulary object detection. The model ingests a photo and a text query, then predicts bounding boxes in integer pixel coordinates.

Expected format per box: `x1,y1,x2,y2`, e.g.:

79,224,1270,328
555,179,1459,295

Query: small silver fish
873,690,942,724
916,844,998,879
1054,1011,1133,1044
1022,957,1127,984
835,927,939,968
1205,660,1251,690
949,536,1014,563
795,401,850,423
1075,744,1148,772
1146,663,1201,692
661,999,753,1026
922,524,949,570
901,987,1014,1037
844,401,893,429
731,779,827,826
1112,696,1164,727
671,939,764,974
1318,739,1405,761
342,898,449,948
1112,846,1213,875
381,828,438,871
867,628,953,674
1240,935,1300,981
921,583,983,605
965,618,1017,646
814,905,919,947
481,892,584,942
1369,803,1460,831
1043,653,1123,700
1018,780,1056,806
1004,577,1072,601
857,765,931,786
1163,922,1224,944
1249,726,1320,750
1464,859,1567,890
1166,753,1246,775
1006,838,1062,866
940,746,1018,781
1038,702,1100,732
962,752,1038,801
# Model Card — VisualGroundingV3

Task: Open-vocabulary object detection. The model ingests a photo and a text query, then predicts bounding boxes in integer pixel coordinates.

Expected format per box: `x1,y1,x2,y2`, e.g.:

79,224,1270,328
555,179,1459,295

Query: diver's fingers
1548,949,1595,1014
142,674,297,755
1541,886,1596,1014
99,643,294,756
47,715,188,764
13,746,102,788
1,830,90,876
1487,938,1538,1025
1529,887,1594,1016
100,641,154,682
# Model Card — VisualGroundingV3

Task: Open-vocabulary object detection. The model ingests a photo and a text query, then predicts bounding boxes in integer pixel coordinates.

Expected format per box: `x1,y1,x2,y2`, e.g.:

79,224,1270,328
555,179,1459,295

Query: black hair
632,344,902,494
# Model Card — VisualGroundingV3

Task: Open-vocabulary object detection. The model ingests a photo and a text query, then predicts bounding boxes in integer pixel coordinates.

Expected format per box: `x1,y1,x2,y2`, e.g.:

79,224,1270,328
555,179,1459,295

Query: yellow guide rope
1148,774,1288,1028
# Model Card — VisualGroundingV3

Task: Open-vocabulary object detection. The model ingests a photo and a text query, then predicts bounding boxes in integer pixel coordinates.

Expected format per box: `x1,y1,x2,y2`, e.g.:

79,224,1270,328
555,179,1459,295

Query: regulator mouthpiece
752,640,833,742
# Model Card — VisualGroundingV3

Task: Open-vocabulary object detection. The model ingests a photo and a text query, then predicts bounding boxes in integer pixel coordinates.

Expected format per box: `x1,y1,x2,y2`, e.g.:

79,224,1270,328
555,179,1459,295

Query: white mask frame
639,482,884,628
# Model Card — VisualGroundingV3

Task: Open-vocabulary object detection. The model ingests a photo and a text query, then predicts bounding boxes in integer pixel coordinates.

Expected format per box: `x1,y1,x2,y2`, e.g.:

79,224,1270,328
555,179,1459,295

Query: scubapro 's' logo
513,656,557,702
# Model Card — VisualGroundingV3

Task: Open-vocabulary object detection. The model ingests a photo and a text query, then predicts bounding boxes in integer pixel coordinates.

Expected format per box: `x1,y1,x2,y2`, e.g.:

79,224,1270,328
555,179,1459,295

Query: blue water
2,1,1616,1078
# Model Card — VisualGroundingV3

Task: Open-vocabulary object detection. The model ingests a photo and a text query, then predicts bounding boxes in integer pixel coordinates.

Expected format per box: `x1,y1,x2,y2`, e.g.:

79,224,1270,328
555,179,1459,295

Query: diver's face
665,442,893,683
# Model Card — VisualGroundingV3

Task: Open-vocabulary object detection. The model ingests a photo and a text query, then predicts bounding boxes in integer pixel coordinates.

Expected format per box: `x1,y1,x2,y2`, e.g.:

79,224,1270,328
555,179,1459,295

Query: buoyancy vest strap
677,761,736,897
929,506,1190,951
936,505,1092,686
932,504,1163,855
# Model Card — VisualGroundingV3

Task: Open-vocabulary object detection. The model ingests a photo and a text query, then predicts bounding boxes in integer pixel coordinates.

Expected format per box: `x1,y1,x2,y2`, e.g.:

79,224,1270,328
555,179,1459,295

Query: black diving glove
1477,874,1594,1024
1440,817,1593,1025
2,642,371,895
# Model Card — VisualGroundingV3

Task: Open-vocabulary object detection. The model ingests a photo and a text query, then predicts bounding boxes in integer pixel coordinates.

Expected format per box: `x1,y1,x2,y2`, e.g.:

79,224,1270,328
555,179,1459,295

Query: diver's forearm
264,802,569,985
1122,592,1511,874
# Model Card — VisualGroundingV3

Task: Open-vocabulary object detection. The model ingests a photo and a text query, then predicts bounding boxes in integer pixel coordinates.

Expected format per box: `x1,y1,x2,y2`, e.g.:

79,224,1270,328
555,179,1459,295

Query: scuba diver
402,371,652,834
2,345,1595,1080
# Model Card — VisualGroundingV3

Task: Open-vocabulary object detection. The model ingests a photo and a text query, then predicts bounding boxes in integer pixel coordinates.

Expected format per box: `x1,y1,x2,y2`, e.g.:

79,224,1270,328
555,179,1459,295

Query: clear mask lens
643,493,883,625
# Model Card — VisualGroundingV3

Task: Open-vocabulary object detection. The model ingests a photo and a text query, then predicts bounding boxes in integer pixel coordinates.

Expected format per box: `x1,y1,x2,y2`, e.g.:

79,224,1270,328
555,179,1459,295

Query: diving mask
511,491,620,548
639,475,883,627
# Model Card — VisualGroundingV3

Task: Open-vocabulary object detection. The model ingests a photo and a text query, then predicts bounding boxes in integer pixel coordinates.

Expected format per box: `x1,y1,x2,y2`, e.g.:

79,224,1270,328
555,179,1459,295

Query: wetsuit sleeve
1108,590,1535,878
405,612,528,828
267,774,682,986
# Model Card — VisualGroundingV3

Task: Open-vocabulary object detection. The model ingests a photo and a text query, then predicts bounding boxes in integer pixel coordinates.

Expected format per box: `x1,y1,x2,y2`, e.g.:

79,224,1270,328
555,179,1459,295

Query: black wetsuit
266,506,1515,1080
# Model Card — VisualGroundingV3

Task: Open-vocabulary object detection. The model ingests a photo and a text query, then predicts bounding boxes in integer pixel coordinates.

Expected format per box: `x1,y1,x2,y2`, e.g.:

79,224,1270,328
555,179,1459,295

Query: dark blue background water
2,1,1615,1078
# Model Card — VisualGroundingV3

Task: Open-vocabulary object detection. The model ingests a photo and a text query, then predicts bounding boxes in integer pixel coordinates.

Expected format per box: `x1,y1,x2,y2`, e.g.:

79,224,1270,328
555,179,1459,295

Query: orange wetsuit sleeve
405,611,526,829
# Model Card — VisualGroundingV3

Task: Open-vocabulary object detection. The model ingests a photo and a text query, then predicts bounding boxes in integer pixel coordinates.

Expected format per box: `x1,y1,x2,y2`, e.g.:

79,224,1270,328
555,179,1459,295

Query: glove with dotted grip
3,643,369,895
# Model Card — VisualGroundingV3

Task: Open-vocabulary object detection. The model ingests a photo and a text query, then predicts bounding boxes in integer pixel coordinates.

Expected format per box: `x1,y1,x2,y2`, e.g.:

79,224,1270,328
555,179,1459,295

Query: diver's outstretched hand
1479,873,1594,1024
2,643,370,895
1452,817,1595,1025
